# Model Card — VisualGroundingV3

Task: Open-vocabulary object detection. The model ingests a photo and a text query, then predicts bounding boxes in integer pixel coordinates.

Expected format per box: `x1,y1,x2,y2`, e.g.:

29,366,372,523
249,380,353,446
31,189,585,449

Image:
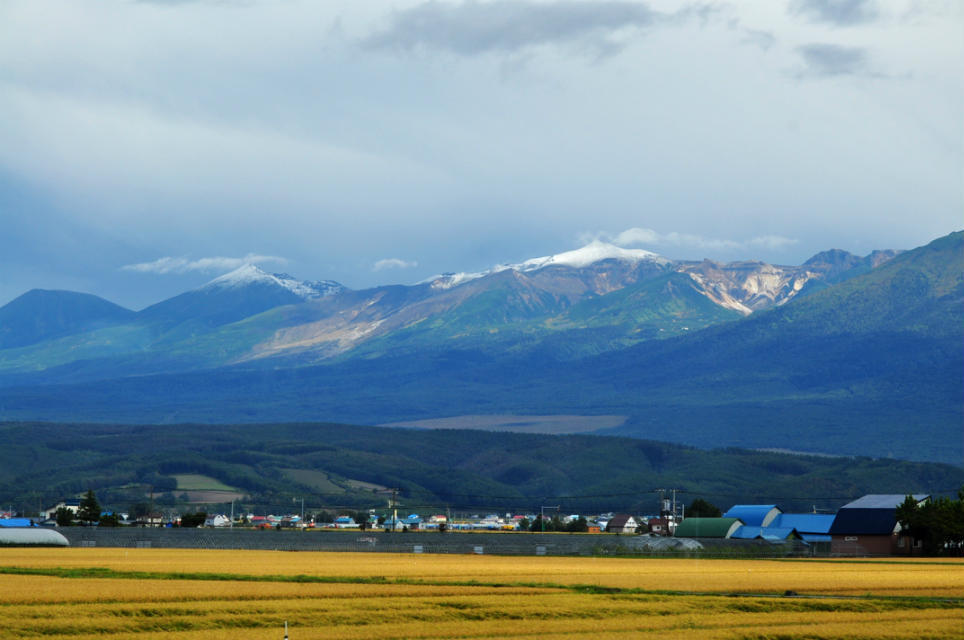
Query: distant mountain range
0,231,960,466
0,239,900,374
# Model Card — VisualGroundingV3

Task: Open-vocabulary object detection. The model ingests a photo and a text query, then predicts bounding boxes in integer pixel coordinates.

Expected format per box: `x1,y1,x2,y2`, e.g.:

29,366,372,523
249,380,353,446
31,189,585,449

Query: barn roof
722,505,782,527
674,517,743,538
839,494,928,509
731,526,800,541
771,513,835,534
829,494,929,536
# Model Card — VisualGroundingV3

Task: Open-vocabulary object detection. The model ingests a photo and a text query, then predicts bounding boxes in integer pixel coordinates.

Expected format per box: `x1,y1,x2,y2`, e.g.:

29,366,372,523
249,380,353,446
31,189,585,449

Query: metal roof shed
723,505,782,527
674,517,744,539
771,513,835,535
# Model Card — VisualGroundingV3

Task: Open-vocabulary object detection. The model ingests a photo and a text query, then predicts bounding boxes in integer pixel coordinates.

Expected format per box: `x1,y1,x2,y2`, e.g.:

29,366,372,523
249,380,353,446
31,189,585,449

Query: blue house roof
722,505,781,527
771,513,835,534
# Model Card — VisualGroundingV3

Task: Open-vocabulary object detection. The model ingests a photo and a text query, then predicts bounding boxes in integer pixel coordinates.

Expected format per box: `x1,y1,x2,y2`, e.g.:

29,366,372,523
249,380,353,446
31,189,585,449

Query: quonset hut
0,523,69,546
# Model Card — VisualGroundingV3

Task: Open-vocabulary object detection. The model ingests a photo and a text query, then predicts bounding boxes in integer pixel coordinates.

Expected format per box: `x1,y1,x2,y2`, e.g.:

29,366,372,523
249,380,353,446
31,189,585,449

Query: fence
58,528,807,556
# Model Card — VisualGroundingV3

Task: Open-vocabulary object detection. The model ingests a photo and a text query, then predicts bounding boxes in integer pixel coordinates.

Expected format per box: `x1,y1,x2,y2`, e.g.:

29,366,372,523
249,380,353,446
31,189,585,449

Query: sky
0,0,961,310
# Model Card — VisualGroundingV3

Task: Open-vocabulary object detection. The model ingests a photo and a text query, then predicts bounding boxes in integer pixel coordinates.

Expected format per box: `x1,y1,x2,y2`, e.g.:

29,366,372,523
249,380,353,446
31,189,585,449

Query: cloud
740,29,775,52
796,43,868,76
747,235,799,250
593,227,797,254
789,0,878,26
361,1,707,58
373,258,419,271
122,254,287,275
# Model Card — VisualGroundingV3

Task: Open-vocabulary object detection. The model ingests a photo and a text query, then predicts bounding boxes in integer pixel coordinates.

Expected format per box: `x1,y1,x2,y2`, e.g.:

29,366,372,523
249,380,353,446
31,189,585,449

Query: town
4,489,960,557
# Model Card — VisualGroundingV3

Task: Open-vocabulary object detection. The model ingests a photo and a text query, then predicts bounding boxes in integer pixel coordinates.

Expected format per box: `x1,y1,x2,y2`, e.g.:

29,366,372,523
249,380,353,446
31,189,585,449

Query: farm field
0,549,961,639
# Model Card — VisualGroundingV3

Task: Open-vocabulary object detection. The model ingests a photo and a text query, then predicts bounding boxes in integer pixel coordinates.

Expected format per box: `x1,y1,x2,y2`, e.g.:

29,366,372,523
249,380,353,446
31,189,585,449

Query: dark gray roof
840,494,928,509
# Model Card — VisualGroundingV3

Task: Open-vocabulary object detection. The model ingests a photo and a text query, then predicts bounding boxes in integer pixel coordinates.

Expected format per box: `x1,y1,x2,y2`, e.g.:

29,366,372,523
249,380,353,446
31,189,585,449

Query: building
605,514,638,534
829,494,928,556
723,505,782,527
674,517,744,539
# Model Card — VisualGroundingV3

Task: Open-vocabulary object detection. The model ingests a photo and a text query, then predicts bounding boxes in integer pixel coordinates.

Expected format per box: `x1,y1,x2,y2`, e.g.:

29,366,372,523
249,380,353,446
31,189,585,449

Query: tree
518,517,530,531
897,488,964,556
566,516,588,533
98,513,120,527
77,490,101,526
687,498,722,518
55,506,74,527
179,512,207,528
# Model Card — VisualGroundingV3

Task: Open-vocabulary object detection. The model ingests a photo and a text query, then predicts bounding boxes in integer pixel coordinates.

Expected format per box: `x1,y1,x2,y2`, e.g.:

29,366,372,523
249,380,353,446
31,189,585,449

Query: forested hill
1,421,961,515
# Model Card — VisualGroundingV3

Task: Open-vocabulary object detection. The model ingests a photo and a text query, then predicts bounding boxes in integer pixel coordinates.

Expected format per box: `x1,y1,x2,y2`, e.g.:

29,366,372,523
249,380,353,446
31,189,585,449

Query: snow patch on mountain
204,265,343,300
515,241,668,271
426,241,669,290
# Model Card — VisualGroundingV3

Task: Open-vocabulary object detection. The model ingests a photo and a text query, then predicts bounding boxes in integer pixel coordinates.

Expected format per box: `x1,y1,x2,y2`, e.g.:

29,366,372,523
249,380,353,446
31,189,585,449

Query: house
723,505,782,527
829,494,929,556
42,499,81,521
333,516,359,529
605,514,638,534
646,517,672,536
204,514,231,527
674,517,744,539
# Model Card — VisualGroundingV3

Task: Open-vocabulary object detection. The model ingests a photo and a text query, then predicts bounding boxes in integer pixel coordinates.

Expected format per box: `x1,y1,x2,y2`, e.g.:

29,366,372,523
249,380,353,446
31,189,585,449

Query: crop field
0,549,961,639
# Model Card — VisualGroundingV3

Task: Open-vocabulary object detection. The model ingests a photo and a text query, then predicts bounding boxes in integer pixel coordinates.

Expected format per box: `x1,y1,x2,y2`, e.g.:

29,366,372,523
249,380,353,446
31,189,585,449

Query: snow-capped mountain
204,265,344,300
426,241,669,290
137,265,345,331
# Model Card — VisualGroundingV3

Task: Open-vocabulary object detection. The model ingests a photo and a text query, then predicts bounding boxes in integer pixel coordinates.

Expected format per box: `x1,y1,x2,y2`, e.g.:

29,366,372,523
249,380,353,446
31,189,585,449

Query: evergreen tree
687,498,722,518
77,490,101,526
55,506,74,527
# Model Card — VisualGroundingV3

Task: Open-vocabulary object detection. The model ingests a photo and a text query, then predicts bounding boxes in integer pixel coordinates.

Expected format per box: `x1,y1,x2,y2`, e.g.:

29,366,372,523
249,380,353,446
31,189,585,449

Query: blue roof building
722,505,782,527
771,513,835,543
731,526,800,541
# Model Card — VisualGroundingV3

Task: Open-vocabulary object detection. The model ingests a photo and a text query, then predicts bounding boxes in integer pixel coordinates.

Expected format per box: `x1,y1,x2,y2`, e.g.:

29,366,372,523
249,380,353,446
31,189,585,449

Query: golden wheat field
0,549,961,639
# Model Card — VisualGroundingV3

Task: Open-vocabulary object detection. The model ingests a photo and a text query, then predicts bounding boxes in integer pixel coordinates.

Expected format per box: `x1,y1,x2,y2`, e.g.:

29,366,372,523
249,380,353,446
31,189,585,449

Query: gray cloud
122,254,287,275
362,1,703,58
796,43,868,76
740,28,776,51
789,0,878,26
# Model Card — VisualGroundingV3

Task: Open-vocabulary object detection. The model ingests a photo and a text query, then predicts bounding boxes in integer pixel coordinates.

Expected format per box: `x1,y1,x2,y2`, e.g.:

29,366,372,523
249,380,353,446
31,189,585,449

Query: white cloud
122,253,286,274
593,227,797,254
747,235,799,250
373,258,418,271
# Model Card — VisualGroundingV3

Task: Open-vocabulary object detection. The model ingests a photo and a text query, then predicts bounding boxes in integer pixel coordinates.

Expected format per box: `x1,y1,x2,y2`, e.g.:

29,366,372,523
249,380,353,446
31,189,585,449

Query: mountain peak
427,241,669,289
203,265,344,300
204,264,274,289
515,240,668,271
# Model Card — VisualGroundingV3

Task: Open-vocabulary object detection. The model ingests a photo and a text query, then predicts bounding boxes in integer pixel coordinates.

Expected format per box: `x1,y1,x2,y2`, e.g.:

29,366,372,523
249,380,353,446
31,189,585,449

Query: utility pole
390,488,399,532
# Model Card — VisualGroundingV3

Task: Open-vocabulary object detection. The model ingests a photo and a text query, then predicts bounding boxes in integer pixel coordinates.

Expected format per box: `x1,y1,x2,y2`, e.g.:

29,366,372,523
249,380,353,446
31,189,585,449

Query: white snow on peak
425,241,668,290
515,241,668,271
203,264,343,300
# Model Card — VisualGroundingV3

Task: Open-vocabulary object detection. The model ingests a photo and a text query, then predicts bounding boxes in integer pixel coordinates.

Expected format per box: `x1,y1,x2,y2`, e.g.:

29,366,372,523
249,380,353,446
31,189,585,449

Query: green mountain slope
1,421,960,515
